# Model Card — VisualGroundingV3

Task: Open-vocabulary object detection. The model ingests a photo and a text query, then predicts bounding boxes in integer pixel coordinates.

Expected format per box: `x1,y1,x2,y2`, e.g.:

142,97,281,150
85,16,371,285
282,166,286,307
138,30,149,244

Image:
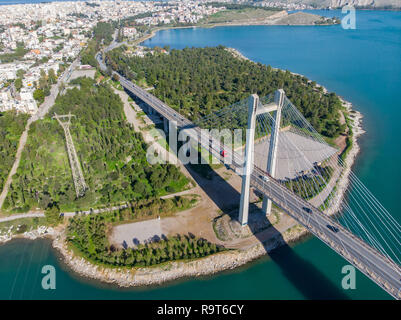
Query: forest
0,111,29,194
67,197,224,268
3,77,188,213
106,46,346,138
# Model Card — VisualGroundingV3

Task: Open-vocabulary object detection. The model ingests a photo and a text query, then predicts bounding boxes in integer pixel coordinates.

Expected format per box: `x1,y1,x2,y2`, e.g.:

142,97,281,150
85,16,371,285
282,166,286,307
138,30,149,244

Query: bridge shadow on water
128,94,348,300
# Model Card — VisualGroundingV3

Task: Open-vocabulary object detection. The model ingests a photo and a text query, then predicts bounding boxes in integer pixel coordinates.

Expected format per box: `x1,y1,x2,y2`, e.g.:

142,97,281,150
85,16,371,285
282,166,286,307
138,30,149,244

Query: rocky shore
51,226,309,288
0,225,56,244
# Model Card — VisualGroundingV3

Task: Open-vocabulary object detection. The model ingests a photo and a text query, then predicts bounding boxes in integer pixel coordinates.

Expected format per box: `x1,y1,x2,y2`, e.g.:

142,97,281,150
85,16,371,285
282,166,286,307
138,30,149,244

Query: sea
0,9,400,299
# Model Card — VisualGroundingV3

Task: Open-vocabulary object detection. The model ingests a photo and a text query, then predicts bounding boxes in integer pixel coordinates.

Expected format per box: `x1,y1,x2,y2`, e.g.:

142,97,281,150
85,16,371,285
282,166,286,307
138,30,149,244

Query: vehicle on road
326,224,340,233
302,206,312,214
220,150,227,157
259,175,269,182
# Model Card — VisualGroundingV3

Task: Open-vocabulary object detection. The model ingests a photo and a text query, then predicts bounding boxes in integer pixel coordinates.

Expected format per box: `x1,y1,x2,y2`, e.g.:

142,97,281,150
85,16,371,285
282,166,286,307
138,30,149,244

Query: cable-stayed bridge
108,69,401,299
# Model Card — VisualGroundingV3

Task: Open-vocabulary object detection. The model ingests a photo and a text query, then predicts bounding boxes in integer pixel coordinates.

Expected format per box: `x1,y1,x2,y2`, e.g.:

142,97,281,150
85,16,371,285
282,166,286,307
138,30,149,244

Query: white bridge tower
239,89,285,226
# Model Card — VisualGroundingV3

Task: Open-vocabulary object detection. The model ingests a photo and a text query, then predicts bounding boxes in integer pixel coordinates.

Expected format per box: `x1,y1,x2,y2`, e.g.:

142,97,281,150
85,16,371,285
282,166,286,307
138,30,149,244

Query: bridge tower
262,89,285,215
238,94,258,226
53,113,88,198
238,89,285,226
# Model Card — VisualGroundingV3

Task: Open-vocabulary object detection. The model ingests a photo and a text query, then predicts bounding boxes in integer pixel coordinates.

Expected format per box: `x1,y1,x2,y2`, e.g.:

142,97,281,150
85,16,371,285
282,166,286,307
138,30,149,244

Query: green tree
33,89,45,104
45,206,63,226
14,78,22,91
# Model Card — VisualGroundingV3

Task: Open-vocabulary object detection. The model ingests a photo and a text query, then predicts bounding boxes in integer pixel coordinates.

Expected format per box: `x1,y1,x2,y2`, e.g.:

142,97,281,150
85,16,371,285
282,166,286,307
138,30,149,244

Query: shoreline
50,225,311,288
0,43,365,289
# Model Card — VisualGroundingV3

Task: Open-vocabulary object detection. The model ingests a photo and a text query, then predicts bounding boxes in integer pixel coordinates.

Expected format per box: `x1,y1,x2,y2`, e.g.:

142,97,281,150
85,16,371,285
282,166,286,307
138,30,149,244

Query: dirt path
0,122,30,213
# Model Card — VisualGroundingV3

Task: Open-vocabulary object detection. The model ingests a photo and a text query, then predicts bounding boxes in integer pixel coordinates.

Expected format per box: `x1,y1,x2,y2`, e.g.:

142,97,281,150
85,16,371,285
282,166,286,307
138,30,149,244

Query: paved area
110,218,163,248
253,130,337,180
68,68,96,82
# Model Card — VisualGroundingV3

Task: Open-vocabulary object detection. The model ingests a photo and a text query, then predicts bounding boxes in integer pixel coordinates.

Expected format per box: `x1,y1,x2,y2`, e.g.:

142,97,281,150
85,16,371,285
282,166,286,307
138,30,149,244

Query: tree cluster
106,46,346,138
4,77,188,213
0,111,29,194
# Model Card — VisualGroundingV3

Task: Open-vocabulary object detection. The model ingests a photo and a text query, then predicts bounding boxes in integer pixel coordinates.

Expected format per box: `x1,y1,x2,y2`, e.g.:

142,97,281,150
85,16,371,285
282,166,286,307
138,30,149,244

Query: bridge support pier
163,117,169,133
238,94,259,226
262,89,285,216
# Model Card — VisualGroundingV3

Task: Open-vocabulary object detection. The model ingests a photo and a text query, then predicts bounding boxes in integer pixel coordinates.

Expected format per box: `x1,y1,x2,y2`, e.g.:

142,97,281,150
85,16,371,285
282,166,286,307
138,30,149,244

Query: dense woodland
106,46,346,138
4,77,188,212
67,198,224,267
0,111,29,193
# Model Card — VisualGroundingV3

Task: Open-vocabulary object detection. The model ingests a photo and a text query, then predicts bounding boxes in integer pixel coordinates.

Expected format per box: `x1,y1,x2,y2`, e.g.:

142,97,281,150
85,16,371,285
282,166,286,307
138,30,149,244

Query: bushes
44,206,63,226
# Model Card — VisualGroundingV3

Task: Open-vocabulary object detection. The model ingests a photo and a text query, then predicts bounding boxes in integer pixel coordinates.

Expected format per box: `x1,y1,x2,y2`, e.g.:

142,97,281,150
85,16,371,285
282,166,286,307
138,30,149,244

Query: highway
97,53,401,299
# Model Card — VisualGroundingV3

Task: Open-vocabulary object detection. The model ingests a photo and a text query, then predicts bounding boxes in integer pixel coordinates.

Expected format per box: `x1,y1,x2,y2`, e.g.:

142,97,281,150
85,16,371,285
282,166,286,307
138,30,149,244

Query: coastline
50,225,310,288
0,40,364,289
132,11,340,47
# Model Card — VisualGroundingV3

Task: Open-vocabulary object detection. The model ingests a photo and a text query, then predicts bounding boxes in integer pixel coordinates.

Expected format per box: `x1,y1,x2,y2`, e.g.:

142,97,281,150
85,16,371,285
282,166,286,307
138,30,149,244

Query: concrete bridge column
239,94,259,226
163,117,169,133
262,89,285,216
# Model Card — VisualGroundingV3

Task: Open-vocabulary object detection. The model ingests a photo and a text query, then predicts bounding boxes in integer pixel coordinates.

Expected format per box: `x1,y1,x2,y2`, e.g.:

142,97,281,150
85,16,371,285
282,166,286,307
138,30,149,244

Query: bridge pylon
238,94,258,226
262,89,285,215
238,89,285,226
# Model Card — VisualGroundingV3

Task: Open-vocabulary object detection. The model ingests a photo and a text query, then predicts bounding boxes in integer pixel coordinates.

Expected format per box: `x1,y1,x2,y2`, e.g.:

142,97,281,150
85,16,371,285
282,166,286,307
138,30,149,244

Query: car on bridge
326,224,340,233
302,206,312,214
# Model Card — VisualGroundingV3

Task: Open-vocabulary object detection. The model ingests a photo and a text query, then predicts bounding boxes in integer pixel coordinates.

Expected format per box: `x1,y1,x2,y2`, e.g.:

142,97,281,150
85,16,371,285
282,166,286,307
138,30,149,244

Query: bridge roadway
103,64,401,298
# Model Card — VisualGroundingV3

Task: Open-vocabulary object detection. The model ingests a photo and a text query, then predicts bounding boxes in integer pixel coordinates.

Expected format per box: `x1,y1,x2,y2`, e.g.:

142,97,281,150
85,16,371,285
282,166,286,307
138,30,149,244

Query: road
109,68,401,299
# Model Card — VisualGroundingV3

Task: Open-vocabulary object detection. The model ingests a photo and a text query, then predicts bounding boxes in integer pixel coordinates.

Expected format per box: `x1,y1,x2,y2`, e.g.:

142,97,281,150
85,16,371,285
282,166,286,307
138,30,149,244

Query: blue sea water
0,10,400,299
